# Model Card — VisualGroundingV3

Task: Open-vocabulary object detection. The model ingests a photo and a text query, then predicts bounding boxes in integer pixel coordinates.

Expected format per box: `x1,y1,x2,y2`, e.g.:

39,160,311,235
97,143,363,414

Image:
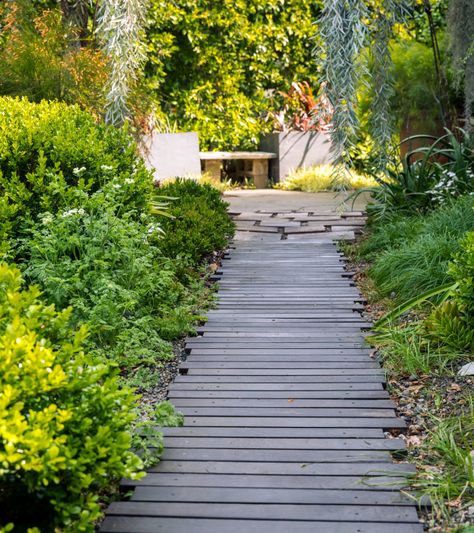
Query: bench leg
251,160,269,189
203,160,222,182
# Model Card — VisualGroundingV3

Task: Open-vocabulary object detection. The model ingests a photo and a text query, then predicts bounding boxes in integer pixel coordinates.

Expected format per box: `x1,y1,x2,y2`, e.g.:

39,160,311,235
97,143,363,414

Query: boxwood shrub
0,264,143,532
157,179,235,265
0,96,153,258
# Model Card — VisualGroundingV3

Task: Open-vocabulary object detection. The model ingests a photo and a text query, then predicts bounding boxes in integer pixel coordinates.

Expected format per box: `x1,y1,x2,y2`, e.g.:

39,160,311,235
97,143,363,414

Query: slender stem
423,0,448,127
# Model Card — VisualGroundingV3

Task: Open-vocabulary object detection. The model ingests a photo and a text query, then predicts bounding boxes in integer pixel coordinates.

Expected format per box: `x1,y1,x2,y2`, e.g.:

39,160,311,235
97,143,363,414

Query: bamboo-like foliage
448,0,474,131
95,0,149,126
317,0,409,170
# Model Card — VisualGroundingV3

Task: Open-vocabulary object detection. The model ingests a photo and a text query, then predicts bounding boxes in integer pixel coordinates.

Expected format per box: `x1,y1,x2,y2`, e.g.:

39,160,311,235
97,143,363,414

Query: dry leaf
406,435,422,447
446,498,462,508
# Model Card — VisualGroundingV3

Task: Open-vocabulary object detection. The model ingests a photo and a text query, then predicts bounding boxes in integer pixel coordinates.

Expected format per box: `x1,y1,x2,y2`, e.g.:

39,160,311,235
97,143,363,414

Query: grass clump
275,164,377,192
359,196,474,303
414,403,474,527
370,322,466,375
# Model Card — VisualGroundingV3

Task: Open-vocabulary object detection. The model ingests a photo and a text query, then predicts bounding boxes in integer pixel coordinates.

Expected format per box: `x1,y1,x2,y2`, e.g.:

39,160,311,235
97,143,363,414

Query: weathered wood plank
106,501,419,523
131,486,414,505
101,516,423,533
168,390,390,399
173,417,406,428
162,437,405,450
169,399,395,408
169,382,385,390
159,449,393,462
122,473,412,490
176,407,396,417
160,427,386,438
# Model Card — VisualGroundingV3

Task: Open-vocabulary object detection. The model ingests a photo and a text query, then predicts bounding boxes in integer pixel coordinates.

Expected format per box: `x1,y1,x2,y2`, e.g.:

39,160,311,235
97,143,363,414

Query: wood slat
106,501,419,522
100,229,421,533
131,486,414,505
101,516,423,533
122,473,412,490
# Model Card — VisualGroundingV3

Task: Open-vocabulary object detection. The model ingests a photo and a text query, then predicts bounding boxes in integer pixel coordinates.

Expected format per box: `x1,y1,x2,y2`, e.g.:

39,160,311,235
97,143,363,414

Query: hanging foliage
318,0,368,163
95,0,149,126
317,0,409,170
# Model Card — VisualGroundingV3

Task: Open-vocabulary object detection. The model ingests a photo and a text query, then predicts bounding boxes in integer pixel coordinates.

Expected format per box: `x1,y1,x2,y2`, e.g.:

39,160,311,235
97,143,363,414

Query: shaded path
101,200,423,533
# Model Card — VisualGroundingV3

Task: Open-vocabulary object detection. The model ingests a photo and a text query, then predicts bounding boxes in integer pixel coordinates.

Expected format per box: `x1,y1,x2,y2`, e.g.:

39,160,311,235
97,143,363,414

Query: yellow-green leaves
0,264,142,531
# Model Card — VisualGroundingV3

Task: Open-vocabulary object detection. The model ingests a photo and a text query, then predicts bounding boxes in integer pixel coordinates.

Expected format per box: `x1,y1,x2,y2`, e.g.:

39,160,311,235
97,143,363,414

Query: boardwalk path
101,202,423,533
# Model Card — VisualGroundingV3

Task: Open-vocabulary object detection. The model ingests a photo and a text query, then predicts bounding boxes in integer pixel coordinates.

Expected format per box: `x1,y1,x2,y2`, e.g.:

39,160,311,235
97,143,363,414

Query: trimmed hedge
0,96,152,258
157,179,235,265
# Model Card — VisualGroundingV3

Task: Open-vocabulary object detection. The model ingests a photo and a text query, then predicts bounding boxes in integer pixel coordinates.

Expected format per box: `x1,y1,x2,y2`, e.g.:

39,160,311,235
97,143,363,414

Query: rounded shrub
0,264,143,532
157,179,235,265
0,96,153,257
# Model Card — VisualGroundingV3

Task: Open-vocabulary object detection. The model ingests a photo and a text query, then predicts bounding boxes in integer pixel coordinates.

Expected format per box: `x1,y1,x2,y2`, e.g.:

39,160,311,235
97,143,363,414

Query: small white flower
101,165,113,172
73,167,86,176
39,212,54,225
112,184,121,190
61,208,85,218
146,223,163,236
124,178,135,185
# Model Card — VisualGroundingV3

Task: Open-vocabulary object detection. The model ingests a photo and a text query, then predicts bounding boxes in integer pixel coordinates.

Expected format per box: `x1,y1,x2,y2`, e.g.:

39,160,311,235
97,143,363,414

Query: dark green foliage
24,200,199,372
360,196,474,303
146,0,323,149
0,97,152,257
157,179,235,265
0,98,232,382
357,214,424,259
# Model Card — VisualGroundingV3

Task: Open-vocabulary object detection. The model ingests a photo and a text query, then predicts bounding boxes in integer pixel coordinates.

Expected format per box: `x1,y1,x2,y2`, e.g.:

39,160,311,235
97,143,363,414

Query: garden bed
344,242,474,533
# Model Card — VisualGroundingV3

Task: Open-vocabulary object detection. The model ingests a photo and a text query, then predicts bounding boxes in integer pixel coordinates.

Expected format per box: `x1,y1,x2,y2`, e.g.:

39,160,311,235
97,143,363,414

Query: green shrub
423,229,474,353
0,97,152,257
23,194,199,374
157,179,235,265
0,263,142,532
425,300,474,352
449,230,474,325
275,164,377,192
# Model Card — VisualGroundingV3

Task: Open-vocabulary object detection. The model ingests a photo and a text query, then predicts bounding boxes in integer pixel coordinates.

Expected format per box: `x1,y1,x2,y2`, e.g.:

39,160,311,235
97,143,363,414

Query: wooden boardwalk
101,223,423,532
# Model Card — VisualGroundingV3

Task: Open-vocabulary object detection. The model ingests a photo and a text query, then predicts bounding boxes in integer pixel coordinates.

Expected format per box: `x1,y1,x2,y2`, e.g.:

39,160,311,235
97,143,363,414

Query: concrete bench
200,151,276,189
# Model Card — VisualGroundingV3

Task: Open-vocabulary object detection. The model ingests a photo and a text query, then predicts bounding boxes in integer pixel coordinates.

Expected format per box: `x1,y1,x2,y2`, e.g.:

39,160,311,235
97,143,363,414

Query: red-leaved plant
270,81,333,133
